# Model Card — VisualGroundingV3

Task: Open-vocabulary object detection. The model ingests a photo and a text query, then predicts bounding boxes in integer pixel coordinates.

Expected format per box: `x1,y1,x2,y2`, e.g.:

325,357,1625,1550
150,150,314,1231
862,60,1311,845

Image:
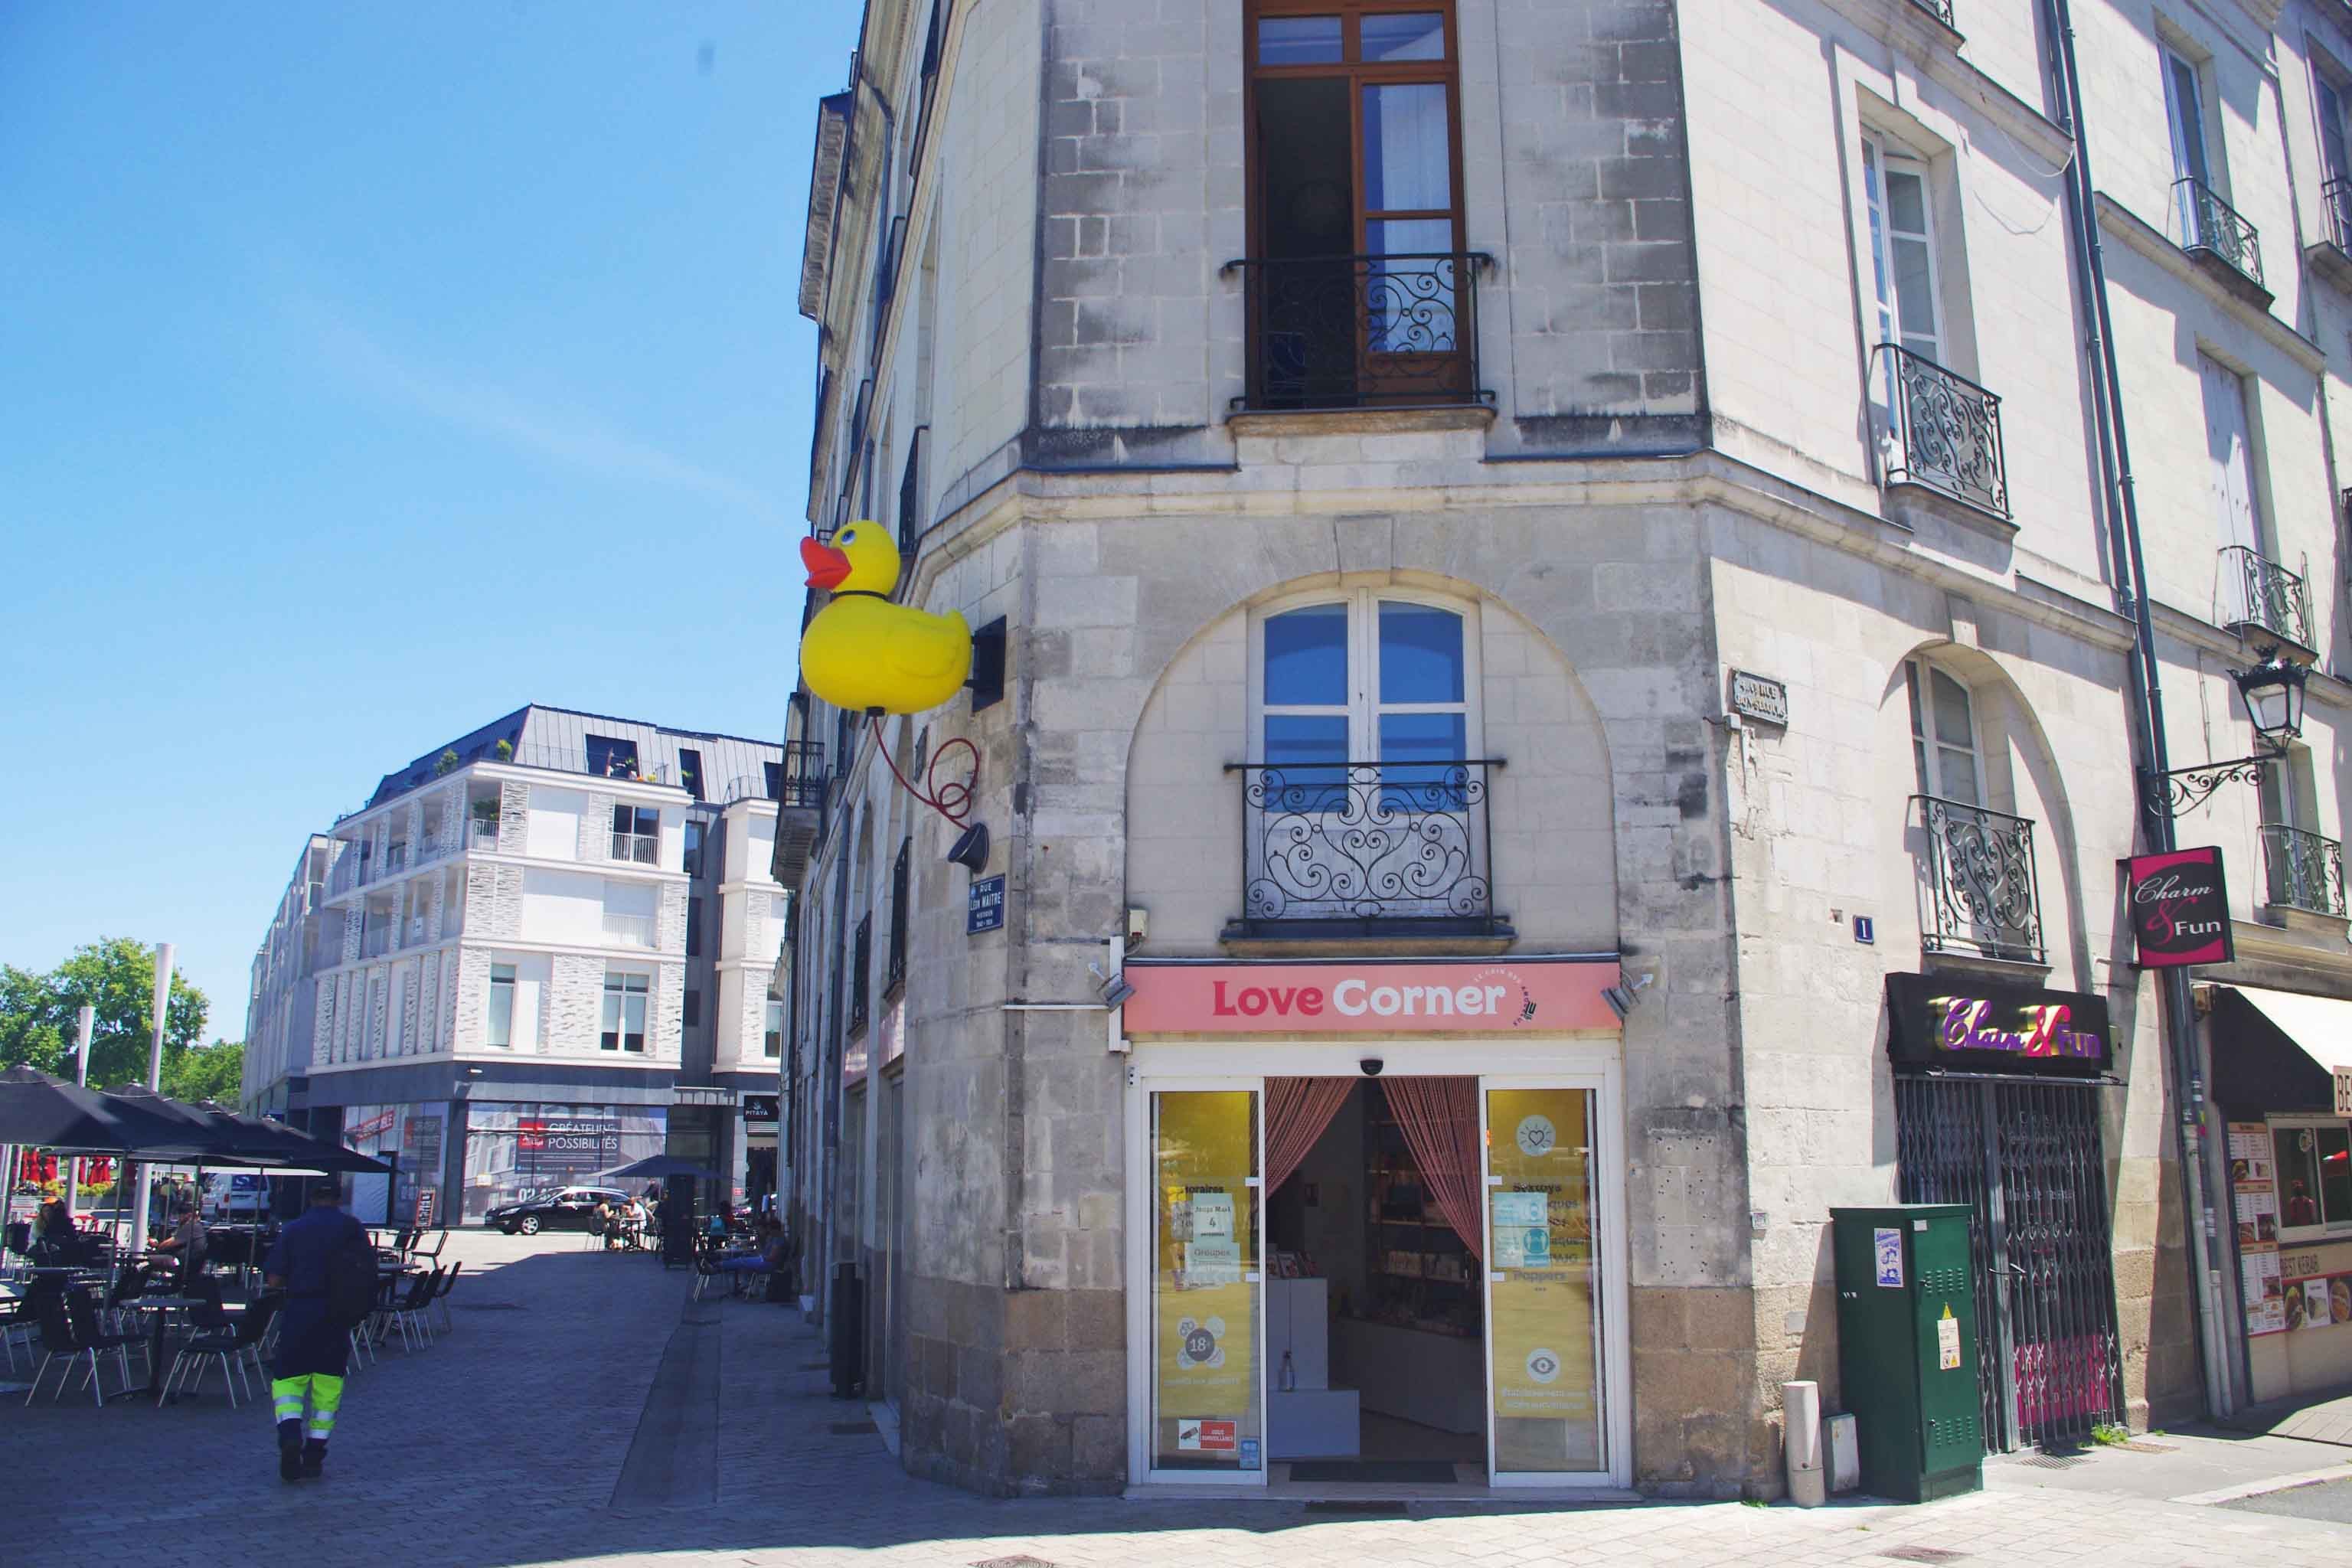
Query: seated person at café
719,1218,792,1294
593,1197,619,1250
149,1201,208,1276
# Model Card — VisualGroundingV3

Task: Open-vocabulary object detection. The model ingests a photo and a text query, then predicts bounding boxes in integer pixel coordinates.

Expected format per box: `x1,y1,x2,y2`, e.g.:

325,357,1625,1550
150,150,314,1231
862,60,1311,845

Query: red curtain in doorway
1383,1076,1485,1262
1266,1077,1356,1194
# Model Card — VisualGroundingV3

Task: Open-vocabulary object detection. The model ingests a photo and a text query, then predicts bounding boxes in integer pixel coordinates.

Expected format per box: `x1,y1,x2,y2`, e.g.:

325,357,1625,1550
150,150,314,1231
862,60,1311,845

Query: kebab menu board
2230,1123,2286,1335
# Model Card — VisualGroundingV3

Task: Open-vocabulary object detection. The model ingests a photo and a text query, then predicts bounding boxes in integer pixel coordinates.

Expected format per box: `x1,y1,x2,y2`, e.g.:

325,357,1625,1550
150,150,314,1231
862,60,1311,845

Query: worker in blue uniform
262,1186,368,1482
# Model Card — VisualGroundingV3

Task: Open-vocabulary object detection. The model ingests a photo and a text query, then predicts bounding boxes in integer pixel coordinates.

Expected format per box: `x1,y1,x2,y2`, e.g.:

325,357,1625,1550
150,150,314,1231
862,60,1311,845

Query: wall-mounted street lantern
2141,652,2309,815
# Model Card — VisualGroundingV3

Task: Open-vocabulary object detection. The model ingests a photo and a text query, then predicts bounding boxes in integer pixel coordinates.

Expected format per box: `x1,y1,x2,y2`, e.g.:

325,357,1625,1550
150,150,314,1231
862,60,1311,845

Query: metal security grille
1894,1075,2123,1452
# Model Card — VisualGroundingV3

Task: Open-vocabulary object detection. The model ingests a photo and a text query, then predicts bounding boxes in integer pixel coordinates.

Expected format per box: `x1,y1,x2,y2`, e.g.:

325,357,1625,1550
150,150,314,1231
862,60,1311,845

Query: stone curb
2169,1462,2352,1506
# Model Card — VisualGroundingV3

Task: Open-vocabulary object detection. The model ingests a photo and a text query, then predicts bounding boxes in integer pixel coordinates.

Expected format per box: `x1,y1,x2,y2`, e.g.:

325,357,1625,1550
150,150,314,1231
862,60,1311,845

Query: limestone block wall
579,789,616,863
452,945,493,1053
654,959,686,1063
1678,2,2101,564
932,0,1041,503
496,780,530,853
656,880,689,955
546,952,606,1054
1705,535,2194,1450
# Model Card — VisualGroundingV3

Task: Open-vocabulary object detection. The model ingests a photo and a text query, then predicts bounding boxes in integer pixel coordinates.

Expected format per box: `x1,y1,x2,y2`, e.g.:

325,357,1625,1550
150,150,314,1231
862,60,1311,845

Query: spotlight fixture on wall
945,822,990,873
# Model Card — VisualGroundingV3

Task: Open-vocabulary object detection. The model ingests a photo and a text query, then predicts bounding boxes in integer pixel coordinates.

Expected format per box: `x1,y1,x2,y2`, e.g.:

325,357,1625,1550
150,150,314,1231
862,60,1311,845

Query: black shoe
301,1439,327,1478
279,1442,303,1483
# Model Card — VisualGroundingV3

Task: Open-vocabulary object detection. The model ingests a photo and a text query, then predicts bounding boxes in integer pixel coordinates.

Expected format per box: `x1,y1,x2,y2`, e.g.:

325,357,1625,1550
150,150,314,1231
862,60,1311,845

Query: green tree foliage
161,1040,245,1105
0,938,209,1089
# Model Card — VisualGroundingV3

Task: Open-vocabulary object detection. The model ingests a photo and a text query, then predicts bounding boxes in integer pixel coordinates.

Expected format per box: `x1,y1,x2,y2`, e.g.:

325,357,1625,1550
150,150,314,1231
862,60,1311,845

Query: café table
121,1296,213,1403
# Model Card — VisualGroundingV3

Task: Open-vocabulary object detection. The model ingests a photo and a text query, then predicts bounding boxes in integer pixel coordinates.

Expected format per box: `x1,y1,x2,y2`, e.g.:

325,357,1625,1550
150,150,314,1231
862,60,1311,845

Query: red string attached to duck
873,715,976,828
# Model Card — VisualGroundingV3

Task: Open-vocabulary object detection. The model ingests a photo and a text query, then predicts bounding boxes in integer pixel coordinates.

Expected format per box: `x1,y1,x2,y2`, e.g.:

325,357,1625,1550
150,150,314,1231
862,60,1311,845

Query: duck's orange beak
801,536,851,590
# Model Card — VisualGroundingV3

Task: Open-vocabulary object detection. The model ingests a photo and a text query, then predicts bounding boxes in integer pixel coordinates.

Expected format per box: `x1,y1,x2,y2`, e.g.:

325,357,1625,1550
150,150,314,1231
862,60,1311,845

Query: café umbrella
191,1102,392,1175
0,1065,214,1159
596,1154,723,1184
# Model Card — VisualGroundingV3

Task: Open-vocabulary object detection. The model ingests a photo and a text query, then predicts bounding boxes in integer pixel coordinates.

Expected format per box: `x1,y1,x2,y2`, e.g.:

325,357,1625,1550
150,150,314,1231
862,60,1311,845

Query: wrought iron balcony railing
2324,176,2352,255
1225,760,1502,937
1913,795,2045,963
2219,545,2314,648
2262,825,2347,916
1873,343,2010,518
1224,252,1492,412
2174,176,2263,287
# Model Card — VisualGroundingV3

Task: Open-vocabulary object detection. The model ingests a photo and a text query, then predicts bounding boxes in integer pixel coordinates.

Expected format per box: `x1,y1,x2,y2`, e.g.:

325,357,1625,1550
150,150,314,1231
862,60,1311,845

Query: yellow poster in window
1486,1087,1602,1472
1152,1091,1260,1469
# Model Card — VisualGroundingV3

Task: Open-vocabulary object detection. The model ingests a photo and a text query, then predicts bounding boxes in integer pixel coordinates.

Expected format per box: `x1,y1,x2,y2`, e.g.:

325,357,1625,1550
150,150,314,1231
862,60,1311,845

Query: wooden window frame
1244,2,1471,404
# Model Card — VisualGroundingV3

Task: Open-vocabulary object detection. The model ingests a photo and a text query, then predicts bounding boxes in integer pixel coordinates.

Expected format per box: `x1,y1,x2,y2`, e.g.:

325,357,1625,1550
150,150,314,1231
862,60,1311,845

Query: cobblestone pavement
6,1230,2347,1566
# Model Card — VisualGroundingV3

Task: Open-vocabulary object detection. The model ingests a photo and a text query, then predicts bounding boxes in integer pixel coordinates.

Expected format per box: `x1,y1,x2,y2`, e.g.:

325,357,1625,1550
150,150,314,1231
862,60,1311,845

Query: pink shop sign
1121,959,1622,1036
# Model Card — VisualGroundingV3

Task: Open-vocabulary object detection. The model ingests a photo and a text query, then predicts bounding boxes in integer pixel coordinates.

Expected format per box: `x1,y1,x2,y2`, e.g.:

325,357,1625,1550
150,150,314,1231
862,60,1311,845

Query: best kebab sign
1120,959,1622,1035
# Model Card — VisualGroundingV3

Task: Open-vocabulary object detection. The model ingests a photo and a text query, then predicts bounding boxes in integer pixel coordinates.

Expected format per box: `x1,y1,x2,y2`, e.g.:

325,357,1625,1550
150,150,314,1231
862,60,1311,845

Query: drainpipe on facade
2043,0,2236,1423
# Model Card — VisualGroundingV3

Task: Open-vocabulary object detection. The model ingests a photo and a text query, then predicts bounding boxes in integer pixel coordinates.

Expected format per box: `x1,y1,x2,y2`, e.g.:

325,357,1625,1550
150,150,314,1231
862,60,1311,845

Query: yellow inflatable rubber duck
798,521,972,714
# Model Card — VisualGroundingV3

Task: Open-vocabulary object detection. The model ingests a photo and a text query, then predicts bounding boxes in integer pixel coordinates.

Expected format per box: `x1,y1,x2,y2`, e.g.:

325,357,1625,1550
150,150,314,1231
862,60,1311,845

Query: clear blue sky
0,4,857,1037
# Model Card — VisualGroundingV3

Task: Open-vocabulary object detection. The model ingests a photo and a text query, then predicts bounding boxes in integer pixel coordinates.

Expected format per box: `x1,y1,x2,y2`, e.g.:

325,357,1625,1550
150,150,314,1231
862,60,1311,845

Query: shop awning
2211,985,2352,1116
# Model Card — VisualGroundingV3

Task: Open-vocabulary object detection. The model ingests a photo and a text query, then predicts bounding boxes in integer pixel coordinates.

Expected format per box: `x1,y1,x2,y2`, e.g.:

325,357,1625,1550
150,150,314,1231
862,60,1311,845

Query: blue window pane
1380,712,1468,809
1259,16,1342,64
1363,11,1446,60
1379,710,1466,766
1264,603,1349,706
1363,83,1452,211
1378,603,1465,703
1266,714,1351,767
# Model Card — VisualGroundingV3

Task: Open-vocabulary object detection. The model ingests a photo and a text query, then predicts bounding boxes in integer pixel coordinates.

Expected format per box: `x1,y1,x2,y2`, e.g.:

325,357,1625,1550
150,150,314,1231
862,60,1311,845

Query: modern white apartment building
243,705,792,1223
776,0,2352,1500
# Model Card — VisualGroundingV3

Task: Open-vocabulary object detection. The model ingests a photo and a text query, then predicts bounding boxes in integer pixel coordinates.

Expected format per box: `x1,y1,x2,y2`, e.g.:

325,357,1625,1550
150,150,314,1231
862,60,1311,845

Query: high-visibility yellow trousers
270,1373,344,1441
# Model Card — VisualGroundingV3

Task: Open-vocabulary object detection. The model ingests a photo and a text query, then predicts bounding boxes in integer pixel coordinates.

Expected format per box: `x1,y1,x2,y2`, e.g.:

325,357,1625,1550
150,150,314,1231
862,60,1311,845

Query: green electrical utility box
1830,1204,1983,1502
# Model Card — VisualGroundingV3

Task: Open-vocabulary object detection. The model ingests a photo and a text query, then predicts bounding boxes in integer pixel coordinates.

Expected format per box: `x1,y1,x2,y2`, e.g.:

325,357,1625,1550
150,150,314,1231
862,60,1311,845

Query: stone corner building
778,0,2352,1501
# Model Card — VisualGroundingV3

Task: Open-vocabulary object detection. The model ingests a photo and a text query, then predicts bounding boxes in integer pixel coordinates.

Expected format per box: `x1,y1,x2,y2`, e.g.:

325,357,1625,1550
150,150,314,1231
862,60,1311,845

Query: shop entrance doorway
1266,1080,1486,1483
1130,1057,1624,1491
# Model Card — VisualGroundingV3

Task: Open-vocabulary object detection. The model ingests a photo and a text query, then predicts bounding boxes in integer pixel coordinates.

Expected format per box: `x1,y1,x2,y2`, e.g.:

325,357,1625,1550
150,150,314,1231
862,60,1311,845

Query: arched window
1243,590,1489,926
1256,590,1478,769
1905,658,1981,807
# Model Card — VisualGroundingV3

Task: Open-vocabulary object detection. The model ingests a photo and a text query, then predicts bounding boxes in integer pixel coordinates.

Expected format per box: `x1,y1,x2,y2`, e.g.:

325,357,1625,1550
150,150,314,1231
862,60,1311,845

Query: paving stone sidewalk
7,1230,2346,1566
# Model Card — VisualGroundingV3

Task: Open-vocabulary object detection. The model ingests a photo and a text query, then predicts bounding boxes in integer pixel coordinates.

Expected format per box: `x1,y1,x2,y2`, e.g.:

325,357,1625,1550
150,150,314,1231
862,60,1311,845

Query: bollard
1783,1380,1827,1507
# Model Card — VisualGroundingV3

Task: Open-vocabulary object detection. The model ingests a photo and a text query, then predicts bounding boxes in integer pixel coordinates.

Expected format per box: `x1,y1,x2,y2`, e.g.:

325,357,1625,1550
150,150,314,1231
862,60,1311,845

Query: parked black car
485,1187,630,1236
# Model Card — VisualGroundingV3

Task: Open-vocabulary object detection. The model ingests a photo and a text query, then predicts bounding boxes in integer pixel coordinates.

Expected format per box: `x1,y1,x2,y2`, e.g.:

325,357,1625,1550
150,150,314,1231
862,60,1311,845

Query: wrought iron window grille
2174,175,2263,286
1911,794,2045,963
1224,760,1504,937
897,425,928,569
885,839,910,996
2261,824,2347,917
2217,544,2313,649
1223,253,1494,413
1873,343,2010,518
848,914,872,1037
